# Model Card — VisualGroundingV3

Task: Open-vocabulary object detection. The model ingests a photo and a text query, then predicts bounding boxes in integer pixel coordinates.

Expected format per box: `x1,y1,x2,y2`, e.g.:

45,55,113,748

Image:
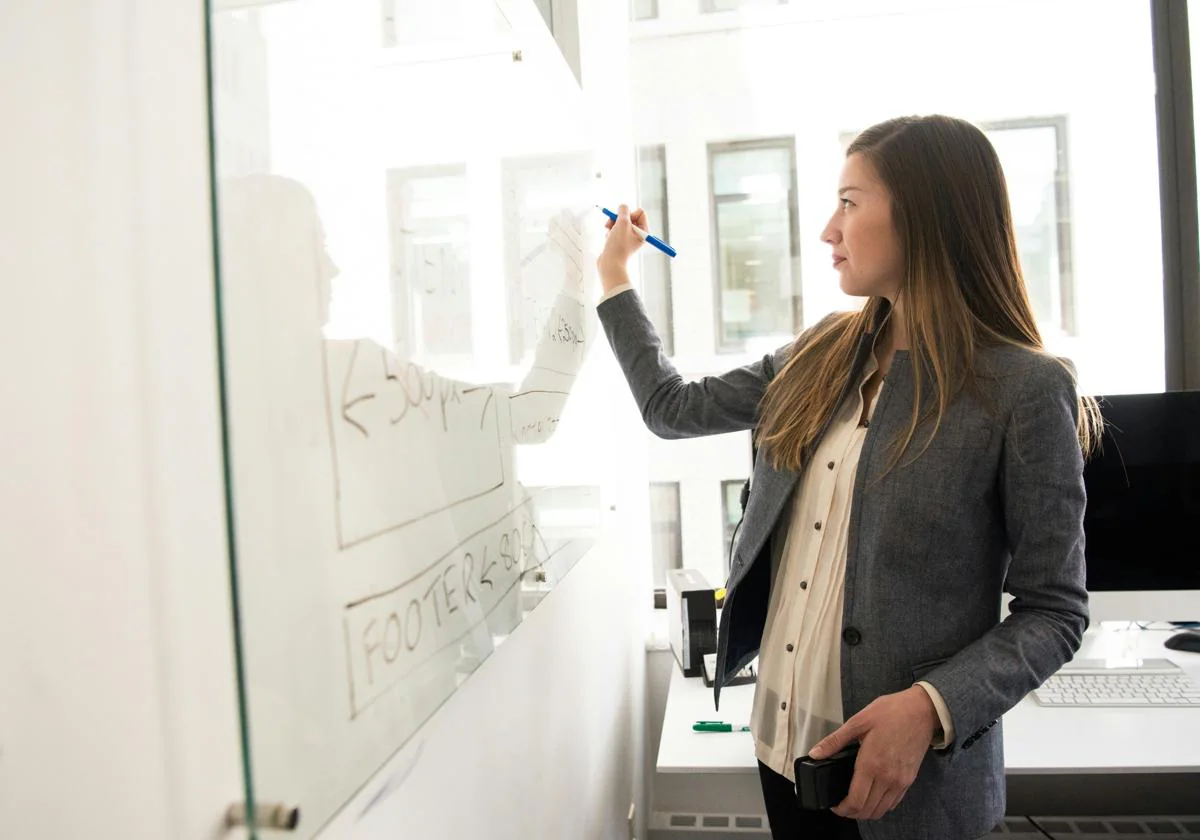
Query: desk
655,626,1200,822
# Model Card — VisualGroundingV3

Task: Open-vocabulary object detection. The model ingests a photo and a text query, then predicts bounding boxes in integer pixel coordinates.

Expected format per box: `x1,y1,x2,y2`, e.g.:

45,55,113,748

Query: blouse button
827,461,835,470
786,643,794,652
814,521,822,531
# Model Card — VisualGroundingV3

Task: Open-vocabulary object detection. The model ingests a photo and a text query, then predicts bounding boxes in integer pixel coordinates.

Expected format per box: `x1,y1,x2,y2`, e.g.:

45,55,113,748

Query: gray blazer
597,291,1089,840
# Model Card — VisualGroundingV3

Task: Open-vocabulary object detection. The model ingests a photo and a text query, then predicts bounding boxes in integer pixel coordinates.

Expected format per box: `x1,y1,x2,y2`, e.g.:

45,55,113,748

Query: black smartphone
794,742,859,810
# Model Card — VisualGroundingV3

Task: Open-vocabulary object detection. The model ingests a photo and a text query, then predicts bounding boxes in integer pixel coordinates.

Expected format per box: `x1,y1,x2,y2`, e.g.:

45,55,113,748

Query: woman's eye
840,197,853,209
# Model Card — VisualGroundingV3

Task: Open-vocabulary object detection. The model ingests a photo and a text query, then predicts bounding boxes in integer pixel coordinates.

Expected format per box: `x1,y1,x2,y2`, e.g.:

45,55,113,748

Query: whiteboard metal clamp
225,802,301,832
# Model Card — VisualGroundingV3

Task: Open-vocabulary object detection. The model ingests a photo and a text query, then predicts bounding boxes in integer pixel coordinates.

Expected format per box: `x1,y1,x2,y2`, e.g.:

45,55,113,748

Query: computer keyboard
1033,659,1200,707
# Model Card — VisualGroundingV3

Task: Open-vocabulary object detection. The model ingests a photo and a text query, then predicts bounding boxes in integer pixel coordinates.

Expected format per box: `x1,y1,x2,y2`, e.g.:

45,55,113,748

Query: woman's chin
838,276,867,298
838,274,887,300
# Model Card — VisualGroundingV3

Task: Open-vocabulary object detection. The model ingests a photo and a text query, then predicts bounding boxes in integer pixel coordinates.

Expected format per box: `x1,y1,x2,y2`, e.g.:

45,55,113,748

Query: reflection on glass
208,1,606,835
502,153,595,365
387,167,473,359
649,482,682,588
710,139,800,350
637,145,674,354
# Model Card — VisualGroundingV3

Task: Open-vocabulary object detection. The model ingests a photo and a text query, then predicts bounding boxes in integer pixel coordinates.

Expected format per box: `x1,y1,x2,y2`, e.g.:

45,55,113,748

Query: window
720,479,746,577
709,138,801,351
983,118,1074,336
637,145,674,354
687,1,1169,391
649,482,682,589
631,0,658,21
386,166,473,359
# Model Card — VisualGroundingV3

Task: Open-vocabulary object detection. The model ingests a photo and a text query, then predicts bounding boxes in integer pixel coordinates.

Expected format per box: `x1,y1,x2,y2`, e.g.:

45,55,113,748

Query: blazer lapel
727,306,888,589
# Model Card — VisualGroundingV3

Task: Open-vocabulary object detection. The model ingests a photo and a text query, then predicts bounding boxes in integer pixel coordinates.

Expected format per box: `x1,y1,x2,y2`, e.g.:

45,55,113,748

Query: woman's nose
820,215,840,245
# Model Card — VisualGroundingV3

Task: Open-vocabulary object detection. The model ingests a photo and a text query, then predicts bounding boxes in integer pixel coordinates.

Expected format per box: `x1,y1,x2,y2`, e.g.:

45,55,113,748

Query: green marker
693,721,750,732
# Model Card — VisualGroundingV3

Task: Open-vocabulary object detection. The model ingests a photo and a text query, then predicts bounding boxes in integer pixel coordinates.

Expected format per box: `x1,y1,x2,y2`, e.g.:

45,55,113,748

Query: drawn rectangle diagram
342,503,543,717
324,338,505,549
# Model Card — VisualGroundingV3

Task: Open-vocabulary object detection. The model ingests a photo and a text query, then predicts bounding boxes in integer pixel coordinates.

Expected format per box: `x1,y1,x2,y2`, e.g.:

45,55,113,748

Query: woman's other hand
807,686,940,820
597,204,647,295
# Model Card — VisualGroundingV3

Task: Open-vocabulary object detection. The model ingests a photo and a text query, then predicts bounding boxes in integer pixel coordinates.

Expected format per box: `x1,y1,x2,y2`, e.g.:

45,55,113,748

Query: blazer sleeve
596,289,798,439
917,355,1090,760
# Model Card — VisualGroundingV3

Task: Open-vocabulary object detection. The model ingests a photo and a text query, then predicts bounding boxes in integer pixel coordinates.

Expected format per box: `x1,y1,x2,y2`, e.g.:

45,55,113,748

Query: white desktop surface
1006,626,1200,775
658,626,1200,778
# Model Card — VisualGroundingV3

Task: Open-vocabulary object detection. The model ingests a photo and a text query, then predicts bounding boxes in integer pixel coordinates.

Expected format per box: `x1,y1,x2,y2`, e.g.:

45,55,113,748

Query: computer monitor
1082,390,1200,622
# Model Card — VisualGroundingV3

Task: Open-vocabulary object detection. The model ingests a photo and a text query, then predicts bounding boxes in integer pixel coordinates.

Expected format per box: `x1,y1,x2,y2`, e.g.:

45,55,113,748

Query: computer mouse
1163,630,1200,653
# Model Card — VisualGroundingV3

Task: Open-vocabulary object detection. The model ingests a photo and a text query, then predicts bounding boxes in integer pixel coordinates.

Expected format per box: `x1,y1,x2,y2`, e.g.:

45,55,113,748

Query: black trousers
758,761,863,840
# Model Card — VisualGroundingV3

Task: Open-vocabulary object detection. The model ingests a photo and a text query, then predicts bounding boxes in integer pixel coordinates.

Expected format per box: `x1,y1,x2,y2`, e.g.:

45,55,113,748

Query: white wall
0,2,648,840
643,627,678,833
0,1,244,838
628,0,1167,588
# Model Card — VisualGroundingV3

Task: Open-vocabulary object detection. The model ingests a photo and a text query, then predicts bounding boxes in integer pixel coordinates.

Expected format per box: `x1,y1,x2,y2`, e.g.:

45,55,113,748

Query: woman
596,115,1099,840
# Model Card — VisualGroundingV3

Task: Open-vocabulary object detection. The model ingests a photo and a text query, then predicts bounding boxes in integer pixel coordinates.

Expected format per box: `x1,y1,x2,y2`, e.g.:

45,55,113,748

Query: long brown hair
758,115,1101,471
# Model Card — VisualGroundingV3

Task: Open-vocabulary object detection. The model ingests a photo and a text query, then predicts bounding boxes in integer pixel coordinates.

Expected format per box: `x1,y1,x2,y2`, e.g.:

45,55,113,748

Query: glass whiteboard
207,1,608,835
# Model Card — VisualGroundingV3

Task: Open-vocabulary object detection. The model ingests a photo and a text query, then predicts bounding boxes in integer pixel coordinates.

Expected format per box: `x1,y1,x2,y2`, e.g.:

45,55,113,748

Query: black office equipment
1164,629,1200,653
665,569,717,677
1082,391,1200,605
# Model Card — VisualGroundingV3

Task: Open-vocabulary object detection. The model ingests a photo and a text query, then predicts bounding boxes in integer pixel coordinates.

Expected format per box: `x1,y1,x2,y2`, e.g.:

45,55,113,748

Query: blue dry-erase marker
599,206,677,258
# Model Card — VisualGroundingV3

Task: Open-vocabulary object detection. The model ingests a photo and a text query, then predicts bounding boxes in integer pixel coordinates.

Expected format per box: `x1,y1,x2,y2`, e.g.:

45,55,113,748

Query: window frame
1155,0,1200,389
637,144,675,355
707,136,802,353
979,115,1076,336
649,481,683,607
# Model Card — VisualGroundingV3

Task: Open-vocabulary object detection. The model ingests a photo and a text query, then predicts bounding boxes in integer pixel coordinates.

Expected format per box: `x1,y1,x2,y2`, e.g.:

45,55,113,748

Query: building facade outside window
983,117,1075,336
633,0,1167,617
649,482,682,589
637,145,675,354
709,138,802,352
